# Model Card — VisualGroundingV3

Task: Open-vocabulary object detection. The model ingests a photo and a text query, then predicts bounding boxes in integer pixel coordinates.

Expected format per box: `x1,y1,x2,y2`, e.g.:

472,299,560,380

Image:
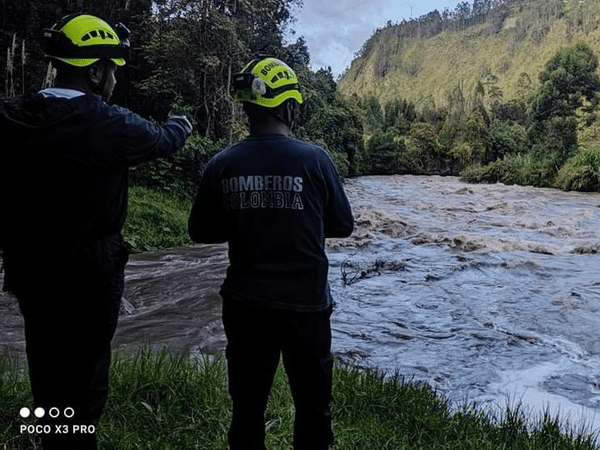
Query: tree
0,0,152,99
528,43,600,162
302,101,364,176
362,96,384,134
408,122,440,174
365,131,406,175
383,99,416,134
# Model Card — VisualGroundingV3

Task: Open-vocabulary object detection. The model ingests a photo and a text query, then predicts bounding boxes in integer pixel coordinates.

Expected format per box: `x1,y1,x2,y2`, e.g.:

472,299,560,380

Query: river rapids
2,175,600,434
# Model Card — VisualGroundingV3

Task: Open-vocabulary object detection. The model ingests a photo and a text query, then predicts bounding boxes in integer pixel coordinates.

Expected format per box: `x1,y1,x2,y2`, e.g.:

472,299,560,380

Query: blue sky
285,0,462,77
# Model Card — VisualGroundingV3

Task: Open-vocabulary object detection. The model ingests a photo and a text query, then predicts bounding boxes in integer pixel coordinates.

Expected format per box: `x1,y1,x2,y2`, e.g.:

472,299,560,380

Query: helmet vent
82,30,115,41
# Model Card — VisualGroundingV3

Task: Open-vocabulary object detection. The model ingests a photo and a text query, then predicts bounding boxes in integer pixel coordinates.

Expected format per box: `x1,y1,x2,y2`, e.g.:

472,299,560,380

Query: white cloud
286,0,459,76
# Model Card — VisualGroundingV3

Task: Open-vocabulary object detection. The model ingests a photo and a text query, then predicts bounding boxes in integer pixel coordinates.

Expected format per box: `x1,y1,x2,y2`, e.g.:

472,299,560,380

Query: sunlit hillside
338,0,600,146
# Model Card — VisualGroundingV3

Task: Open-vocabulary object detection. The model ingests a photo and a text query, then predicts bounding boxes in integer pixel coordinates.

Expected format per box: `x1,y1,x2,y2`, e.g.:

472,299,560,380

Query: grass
1,349,598,449
123,186,193,252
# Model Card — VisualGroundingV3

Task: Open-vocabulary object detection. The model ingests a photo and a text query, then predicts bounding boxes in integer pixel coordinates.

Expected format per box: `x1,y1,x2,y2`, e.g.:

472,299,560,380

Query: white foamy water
2,174,599,436
327,175,600,435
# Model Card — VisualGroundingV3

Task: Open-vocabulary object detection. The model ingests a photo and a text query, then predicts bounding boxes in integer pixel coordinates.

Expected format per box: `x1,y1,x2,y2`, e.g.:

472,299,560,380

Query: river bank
2,348,598,449
2,174,600,442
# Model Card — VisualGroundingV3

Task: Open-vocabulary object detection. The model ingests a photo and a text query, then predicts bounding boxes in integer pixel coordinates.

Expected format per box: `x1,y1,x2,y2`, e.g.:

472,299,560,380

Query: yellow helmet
232,57,303,108
43,13,130,67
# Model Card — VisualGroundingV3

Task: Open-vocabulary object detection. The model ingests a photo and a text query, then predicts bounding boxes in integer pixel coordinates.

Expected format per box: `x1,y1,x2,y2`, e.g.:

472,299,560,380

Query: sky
285,0,462,77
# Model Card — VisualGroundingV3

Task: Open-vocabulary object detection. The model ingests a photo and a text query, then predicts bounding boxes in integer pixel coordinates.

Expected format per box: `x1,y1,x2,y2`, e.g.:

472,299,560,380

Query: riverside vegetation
3,0,600,193
2,0,600,448
1,349,599,449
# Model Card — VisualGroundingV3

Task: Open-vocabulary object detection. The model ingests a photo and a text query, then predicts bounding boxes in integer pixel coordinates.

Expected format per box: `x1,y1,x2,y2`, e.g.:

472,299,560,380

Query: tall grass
556,147,600,192
123,186,193,251
1,349,598,449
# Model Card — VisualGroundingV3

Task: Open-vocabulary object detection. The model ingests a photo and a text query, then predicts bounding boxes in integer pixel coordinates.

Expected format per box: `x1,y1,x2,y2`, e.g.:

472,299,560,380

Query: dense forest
2,0,600,195
340,0,600,192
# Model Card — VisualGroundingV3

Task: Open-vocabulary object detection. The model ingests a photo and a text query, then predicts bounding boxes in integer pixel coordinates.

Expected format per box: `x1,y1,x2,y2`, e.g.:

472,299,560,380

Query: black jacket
0,91,191,292
188,134,354,312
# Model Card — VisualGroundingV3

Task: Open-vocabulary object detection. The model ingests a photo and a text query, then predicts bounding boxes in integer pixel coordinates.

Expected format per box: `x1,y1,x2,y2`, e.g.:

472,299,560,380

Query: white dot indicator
19,407,30,418
34,407,45,418
64,407,75,418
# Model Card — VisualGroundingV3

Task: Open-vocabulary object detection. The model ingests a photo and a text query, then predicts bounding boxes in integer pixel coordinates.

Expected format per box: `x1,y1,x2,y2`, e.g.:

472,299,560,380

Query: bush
500,153,559,187
365,130,408,175
556,147,600,191
129,134,224,199
461,159,513,184
461,153,560,187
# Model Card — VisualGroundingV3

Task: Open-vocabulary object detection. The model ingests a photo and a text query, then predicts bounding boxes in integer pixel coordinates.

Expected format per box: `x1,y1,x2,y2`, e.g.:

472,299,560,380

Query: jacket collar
38,88,85,99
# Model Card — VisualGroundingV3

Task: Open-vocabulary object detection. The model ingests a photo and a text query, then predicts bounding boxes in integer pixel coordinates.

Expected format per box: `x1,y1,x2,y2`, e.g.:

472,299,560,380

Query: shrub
556,147,600,191
129,134,224,199
365,130,408,175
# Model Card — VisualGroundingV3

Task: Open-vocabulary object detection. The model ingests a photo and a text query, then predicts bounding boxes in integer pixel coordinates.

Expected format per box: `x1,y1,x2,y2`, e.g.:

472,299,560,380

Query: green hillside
339,0,600,146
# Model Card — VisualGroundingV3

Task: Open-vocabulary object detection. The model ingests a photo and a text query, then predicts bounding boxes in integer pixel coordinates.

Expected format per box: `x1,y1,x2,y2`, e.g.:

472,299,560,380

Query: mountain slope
338,0,600,112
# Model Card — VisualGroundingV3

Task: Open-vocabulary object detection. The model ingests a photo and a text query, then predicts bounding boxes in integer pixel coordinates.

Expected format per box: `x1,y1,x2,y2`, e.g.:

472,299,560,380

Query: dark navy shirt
188,134,354,312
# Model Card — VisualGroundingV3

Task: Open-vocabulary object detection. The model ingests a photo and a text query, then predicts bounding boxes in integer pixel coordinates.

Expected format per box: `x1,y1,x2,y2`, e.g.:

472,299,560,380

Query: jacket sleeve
90,104,193,167
321,154,354,238
188,161,229,244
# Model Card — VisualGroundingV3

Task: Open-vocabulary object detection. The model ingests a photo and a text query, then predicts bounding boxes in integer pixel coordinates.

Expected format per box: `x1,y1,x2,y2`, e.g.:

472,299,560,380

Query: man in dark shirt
0,13,192,449
188,57,353,450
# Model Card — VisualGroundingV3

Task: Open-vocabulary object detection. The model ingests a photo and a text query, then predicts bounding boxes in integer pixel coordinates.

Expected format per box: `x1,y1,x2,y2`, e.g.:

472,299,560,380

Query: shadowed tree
528,43,600,163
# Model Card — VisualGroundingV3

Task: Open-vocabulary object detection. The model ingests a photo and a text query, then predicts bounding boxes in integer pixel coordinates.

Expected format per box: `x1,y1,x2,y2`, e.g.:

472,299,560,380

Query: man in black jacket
0,13,192,449
188,57,353,450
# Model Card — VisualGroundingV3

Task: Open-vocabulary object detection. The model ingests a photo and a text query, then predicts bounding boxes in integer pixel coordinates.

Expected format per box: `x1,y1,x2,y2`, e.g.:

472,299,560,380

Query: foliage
296,65,337,120
344,41,600,192
1,351,598,449
462,153,559,187
300,99,364,177
384,98,417,134
528,43,600,164
488,119,527,161
135,0,302,138
407,122,444,175
0,1,153,99
365,130,408,175
4,1,600,194
289,65,365,177
449,111,492,168
130,133,225,199
556,147,600,191
123,186,192,251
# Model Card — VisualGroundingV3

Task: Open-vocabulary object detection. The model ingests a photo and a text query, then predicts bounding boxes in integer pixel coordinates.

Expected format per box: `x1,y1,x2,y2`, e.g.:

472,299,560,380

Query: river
2,175,600,434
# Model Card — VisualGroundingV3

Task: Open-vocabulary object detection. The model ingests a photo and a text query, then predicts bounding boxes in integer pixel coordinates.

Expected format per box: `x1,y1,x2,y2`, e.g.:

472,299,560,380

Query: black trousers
5,237,127,450
222,299,334,450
